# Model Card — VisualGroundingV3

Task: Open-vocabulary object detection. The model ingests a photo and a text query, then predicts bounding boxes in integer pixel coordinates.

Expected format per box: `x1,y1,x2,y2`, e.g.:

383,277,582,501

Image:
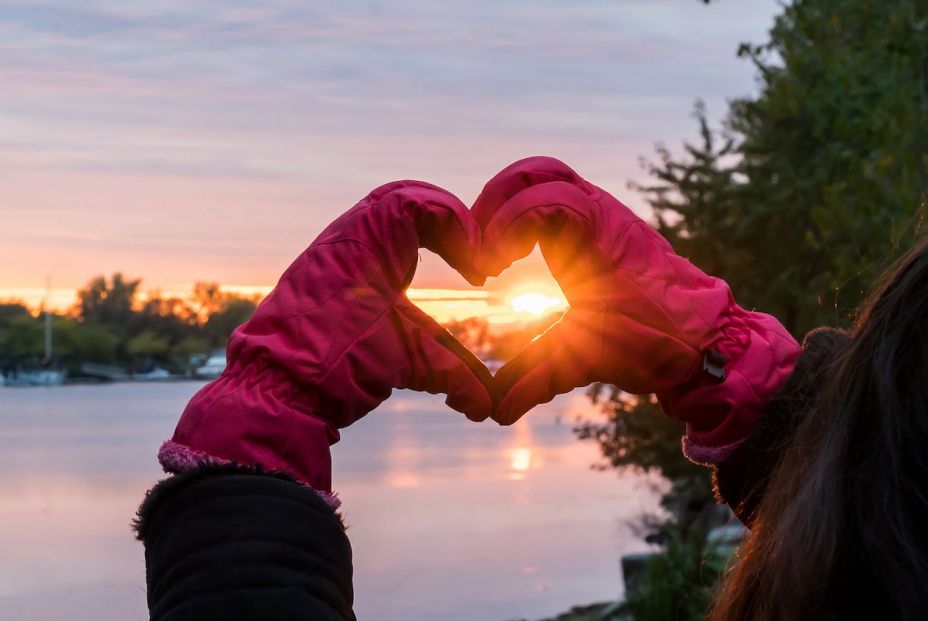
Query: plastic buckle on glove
702,349,729,382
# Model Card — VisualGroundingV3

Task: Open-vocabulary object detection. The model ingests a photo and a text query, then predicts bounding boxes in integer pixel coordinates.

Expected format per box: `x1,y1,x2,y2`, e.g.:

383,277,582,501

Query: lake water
0,383,661,621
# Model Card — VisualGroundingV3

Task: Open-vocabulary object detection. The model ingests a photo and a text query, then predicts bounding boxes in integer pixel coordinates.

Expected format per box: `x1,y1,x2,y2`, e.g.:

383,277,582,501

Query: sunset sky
1,0,780,319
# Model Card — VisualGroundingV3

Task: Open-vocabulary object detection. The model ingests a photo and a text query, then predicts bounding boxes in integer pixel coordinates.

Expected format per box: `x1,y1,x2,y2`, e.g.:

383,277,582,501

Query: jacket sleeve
135,464,356,621
711,327,851,526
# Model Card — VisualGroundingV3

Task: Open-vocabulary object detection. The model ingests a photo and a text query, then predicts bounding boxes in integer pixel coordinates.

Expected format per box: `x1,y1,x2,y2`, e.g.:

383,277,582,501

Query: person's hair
711,237,928,621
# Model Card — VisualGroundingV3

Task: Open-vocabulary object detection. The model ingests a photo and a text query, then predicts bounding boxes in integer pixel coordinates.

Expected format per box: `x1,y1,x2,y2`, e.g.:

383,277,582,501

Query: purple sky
1,0,781,297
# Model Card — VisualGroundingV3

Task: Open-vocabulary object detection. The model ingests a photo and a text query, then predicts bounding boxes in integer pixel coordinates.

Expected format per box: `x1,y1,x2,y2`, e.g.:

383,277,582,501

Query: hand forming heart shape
162,155,799,495
148,156,805,621
471,156,798,459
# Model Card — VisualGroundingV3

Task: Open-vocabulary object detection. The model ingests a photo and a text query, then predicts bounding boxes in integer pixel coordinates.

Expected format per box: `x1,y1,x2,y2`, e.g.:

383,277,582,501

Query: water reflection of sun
508,417,537,481
510,447,532,472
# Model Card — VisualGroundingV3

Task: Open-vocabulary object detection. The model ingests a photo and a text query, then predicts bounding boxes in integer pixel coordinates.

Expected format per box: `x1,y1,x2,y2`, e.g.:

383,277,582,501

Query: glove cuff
161,381,341,506
681,435,746,464
158,439,342,510
659,307,801,462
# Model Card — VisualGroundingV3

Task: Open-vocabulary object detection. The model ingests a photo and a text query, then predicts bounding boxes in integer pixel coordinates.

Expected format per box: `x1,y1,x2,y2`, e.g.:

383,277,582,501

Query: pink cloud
1,0,780,292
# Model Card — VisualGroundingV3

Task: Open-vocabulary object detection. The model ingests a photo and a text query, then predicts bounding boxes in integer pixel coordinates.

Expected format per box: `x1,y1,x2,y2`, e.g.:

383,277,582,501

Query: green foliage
172,336,211,358
204,298,257,347
53,319,120,373
126,330,171,358
580,2,928,616
638,0,928,336
53,318,120,361
622,530,728,621
0,315,121,375
0,303,30,330
0,316,44,358
590,0,928,498
78,273,141,333
0,274,257,376
577,387,708,484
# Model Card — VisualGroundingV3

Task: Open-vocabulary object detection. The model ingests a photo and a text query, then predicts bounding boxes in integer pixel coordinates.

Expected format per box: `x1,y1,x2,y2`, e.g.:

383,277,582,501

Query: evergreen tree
638,0,928,335
581,4,928,614
599,0,928,488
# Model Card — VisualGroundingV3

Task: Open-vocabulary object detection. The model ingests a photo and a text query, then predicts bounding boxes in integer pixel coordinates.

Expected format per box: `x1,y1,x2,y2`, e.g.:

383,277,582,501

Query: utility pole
43,274,52,364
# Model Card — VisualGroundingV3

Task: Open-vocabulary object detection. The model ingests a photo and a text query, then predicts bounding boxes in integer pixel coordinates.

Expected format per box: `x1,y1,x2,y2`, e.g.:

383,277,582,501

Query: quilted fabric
473,156,801,460
159,181,494,494
138,467,356,621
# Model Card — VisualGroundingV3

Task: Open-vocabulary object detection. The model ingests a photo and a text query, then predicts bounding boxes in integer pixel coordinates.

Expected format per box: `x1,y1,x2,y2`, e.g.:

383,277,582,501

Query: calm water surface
0,383,660,621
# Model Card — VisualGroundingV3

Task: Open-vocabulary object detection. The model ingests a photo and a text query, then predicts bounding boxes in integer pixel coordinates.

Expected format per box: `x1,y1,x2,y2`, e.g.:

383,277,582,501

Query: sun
510,292,565,317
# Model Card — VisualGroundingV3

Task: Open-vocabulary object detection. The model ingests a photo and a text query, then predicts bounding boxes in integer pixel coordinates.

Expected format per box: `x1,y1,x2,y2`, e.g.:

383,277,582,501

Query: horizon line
0,284,561,325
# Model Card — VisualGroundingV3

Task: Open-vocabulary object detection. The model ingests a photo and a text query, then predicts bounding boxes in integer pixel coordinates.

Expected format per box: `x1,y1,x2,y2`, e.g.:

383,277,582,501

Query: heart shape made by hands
407,155,692,428
165,154,799,495
450,155,621,426
446,155,750,432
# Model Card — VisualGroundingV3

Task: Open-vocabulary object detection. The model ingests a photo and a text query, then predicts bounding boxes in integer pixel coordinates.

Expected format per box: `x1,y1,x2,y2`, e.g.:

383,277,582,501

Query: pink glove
473,156,800,463
159,181,494,504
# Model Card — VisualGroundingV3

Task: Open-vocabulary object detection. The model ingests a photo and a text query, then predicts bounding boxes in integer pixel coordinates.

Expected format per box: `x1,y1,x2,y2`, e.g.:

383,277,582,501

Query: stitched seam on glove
314,280,403,391
613,220,723,341
493,187,595,242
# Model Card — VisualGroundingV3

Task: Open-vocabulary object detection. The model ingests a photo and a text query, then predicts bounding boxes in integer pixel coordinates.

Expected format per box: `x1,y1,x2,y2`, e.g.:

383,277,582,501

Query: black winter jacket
135,328,848,621
136,465,355,621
